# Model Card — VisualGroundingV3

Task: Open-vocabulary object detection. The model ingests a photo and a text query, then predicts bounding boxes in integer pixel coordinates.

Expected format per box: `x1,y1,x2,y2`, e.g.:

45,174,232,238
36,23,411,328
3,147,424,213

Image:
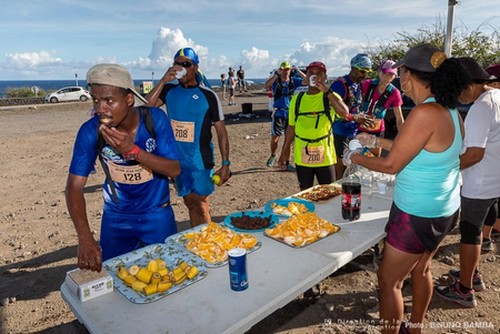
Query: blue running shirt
69,107,179,213
160,84,224,171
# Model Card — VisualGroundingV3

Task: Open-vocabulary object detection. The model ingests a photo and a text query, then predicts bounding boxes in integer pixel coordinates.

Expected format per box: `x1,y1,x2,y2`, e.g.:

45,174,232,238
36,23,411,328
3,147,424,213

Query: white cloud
127,27,369,79
0,0,498,80
5,50,61,68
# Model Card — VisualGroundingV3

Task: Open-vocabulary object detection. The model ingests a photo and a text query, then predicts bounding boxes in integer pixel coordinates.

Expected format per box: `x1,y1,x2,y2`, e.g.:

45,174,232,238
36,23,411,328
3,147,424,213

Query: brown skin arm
264,71,280,90
100,125,180,178
212,120,231,184
393,105,405,131
313,79,349,119
460,147,485,170
144,68,177,107
65,174,103,272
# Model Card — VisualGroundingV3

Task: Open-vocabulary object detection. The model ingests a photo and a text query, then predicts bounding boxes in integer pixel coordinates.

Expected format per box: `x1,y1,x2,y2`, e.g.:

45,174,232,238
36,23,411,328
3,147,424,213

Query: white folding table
61,183,393,334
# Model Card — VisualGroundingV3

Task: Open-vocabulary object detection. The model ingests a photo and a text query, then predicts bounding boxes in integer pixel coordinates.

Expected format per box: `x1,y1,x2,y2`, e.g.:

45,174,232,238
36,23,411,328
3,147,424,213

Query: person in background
330,53,375,178
481,64,500,246
145,47,231,227
344,44,470,333
237,65,247,93
227,70,237,106
66,63,181,271
435,57,500,309
359,60,404,156
220,73,227,101
277,61,349,190
264,61,304,171
291,64,308,94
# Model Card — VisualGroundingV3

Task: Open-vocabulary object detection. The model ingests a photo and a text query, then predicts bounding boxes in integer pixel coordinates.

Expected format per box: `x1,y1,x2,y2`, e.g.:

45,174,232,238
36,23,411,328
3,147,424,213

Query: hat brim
392,59,405,69
132,90,147,106
306,66,326,72
382,69,398,75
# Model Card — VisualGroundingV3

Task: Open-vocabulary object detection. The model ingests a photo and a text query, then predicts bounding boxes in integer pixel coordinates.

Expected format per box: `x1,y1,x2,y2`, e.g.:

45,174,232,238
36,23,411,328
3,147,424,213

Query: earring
401,80,412,93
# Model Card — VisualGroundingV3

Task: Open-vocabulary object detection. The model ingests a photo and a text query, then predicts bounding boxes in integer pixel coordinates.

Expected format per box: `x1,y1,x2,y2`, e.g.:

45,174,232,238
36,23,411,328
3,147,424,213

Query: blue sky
0,0,498,80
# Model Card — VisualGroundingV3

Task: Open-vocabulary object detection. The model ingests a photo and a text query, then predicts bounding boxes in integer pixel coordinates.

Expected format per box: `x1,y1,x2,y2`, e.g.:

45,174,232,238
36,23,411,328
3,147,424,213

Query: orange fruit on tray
265,212,339,247
184,222,258,263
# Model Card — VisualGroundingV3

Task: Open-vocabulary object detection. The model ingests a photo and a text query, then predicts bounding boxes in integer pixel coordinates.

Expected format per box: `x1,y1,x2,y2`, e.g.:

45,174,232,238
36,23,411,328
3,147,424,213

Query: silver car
44,86,91,103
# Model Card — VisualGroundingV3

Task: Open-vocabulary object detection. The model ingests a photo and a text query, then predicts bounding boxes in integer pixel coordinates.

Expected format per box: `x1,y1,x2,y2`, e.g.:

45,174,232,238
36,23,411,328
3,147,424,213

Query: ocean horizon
0,78,267,98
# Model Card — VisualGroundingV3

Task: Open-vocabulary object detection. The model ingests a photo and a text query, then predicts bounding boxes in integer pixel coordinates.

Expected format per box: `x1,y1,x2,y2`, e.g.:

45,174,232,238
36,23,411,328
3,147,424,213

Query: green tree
366,17,500,70
6,87,48,98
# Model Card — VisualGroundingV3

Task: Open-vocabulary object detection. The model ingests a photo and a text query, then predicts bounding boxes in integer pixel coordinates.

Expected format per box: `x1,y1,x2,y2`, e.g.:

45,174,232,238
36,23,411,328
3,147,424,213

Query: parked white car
44,86,91,103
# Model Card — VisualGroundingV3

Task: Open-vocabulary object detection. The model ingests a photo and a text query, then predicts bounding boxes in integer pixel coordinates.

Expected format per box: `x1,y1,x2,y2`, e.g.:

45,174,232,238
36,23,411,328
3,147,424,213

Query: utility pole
444,0,458,57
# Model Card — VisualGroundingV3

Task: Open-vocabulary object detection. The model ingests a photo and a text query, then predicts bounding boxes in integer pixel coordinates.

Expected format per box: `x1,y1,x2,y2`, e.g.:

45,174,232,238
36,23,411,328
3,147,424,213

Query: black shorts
295,165,336,191
461,196,498,229
385,203,459,253
271,116,288,137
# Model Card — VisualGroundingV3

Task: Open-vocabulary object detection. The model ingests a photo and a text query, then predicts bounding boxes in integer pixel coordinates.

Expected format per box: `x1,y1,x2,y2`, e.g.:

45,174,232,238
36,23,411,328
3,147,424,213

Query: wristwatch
222,160,231,166
123,145,140,161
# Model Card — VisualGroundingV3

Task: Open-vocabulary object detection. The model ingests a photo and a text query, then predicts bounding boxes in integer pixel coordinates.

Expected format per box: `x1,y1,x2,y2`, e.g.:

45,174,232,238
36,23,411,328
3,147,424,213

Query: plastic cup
309,75,317,87
377,178,388,194
175,67,187,79
360,170,372,187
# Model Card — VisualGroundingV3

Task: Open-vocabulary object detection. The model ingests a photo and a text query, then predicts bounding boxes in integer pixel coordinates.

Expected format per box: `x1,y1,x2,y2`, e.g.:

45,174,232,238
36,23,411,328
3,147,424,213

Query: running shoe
482,238,494,252
266,155,276,168
435,281,477,308
448,269,485,292
285,163,296,172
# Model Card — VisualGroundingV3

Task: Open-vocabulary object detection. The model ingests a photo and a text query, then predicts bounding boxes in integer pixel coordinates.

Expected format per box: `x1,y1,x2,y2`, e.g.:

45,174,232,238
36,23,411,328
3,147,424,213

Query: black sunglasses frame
174,61,195,68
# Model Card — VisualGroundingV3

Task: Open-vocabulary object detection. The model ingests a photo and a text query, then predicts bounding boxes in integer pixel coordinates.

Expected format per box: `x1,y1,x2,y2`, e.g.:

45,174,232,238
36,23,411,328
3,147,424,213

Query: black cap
459,57,497,81
393,44,447,73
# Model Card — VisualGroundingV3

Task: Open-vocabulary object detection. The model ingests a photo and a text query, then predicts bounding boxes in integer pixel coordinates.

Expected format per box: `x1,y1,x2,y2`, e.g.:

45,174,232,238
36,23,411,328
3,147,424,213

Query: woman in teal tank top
346,44,472,334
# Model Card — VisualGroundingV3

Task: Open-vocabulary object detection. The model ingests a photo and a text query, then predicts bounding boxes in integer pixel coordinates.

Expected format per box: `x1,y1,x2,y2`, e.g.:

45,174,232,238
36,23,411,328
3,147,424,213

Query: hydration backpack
293,92,334,148
273,77,295,100
361,79,394,115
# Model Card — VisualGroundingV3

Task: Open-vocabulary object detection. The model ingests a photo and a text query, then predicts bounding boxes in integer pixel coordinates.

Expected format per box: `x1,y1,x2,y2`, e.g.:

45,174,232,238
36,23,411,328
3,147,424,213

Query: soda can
228,248,248,292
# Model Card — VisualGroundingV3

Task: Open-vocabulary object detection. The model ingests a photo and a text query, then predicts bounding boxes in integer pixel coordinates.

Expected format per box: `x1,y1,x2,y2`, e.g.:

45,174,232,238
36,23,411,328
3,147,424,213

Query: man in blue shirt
146,47,231,227
330,53,374,178
66,63,180,271
264,61,305,170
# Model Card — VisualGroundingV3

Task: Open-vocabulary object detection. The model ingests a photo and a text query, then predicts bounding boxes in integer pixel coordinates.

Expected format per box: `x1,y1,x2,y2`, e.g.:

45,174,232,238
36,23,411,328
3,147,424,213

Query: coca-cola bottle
341,171,361,221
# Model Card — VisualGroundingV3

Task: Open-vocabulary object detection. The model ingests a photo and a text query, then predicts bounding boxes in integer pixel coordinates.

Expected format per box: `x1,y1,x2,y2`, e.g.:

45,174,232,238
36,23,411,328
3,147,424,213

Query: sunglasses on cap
174,61,194,68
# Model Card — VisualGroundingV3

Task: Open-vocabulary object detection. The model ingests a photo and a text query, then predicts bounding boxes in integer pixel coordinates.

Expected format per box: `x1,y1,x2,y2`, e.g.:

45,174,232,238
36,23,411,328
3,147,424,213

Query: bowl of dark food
223,210,279,232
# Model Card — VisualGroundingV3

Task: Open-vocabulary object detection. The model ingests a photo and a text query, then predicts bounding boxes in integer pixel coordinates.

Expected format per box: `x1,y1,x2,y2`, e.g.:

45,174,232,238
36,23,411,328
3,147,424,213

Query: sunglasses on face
354,66,370,74
174,61,194,68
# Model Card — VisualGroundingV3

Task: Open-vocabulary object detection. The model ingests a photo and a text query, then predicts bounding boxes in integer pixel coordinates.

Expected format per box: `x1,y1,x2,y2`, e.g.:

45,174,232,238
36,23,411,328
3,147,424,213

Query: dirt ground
0,90,499,334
